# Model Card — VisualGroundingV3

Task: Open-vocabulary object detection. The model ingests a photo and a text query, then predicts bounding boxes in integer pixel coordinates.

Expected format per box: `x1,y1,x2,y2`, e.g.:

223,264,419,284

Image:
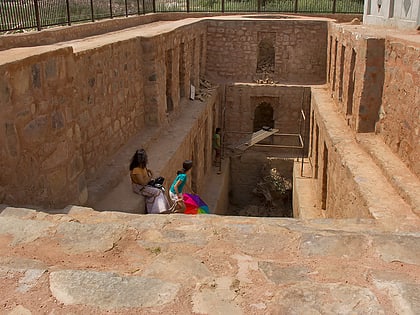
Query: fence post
142,0,145,14
257,0,261,12
294,0,298,13
125,0,128,16
332,0,337,13
187,0,190,13
90,0,94,21
109,0,113,18
222,0,225,13
34,0,41,31
66,0,71,25
153,0,156,13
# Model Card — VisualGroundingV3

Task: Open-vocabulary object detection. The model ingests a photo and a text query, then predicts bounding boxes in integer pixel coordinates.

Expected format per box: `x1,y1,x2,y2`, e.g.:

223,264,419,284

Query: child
169,160,193,213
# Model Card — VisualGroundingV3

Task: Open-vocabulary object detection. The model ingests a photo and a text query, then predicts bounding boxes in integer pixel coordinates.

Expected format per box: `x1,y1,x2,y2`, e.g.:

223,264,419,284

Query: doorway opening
253,101,274,132
256,38,275,74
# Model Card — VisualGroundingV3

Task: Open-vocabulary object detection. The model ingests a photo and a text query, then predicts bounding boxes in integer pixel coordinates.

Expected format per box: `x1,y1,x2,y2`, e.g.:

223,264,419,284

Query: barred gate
0,0,363,33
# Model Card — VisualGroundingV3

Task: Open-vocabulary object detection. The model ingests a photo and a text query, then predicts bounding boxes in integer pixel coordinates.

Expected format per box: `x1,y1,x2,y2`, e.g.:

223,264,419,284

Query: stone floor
0,205,419,314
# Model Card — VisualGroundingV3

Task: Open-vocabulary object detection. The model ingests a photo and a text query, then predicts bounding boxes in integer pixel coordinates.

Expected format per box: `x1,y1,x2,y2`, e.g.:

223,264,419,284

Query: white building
363,0,420,29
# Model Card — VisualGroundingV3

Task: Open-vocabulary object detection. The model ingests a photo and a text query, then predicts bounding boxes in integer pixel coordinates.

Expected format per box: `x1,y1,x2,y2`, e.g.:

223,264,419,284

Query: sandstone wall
327,24,384,133
328,24,419,178
73,38,147,180
206,18,328,84
230,152,293,210
309,90,373,218
158,93,220,196
0,19,208,208
224,84,310,154
0,47,87,207
376,36,420,177
141,21,207,125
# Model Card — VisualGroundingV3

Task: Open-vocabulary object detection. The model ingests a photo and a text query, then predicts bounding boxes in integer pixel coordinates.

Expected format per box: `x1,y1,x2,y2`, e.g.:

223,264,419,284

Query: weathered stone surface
272,282,385,314
373,272,420,315
17,269,46,293
0,257,47,272
142,253,212,282
0,217,53,246
8,305,32,315
300,232,369,258
192,276,243,315
373,234,420,265
259,262,310,284
56,221,125,253
49,270,180,309
0,207,418,313
0,207,37,219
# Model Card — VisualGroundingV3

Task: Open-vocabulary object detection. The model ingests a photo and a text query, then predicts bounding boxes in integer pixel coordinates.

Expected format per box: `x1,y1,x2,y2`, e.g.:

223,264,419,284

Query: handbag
148,176,165,189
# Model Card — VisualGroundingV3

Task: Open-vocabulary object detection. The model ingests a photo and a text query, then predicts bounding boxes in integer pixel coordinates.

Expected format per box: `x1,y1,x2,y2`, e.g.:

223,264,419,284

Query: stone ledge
357,133,420,217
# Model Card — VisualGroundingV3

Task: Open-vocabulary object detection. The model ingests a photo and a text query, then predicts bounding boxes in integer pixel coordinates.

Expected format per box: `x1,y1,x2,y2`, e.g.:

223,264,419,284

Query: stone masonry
0,10,419,314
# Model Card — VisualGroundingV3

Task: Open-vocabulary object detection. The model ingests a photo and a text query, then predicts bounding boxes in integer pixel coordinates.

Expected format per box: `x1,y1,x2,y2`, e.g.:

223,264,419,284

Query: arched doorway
253,102,274,131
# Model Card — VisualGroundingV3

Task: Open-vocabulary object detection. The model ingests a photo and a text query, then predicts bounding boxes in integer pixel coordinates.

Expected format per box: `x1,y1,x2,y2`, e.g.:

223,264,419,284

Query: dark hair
129,149,148,170
215,127,221,133
177,160,193,174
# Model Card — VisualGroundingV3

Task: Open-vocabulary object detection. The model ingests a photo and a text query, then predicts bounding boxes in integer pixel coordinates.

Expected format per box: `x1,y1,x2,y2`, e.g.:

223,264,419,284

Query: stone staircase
356,133,420,216
85,95,214,214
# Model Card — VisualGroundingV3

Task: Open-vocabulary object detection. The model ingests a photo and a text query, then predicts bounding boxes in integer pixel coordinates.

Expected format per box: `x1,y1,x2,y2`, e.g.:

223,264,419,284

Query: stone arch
253,101,274,131
256,38,275,74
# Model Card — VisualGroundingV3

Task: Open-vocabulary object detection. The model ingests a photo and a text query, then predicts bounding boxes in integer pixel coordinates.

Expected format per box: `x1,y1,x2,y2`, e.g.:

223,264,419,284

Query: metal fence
0,0,363,32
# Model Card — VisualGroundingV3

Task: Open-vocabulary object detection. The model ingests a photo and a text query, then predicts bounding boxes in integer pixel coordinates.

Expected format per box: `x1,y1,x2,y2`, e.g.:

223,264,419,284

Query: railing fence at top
0,0,363,33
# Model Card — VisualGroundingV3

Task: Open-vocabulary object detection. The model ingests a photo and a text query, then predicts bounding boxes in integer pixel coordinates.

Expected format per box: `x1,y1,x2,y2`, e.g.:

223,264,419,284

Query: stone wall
309,89,373,218
224,83,311,155
0,19,208,208
230,151,293,210
327,24,419,178
141,21,207,126
206,18,328,84
327,23,384,133
376,35,420,177
73,38,147,180
0,47,87,207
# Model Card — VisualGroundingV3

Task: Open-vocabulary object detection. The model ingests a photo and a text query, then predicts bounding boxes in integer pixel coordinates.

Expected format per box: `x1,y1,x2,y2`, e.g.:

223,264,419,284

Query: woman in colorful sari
129,149,169,214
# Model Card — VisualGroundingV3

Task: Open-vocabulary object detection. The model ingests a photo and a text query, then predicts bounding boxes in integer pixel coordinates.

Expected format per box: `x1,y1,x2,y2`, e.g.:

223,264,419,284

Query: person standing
212,127,221,168
169,160,193,213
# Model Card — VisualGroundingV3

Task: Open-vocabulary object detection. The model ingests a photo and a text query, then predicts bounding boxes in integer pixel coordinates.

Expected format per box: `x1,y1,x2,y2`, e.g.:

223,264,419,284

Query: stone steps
86,125,164,213
312,87,418,226
86,95,217,214
356,133,420,217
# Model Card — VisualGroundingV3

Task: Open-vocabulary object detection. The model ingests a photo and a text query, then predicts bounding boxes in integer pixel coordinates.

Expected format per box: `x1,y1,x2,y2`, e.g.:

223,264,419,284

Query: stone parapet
0,206,419,313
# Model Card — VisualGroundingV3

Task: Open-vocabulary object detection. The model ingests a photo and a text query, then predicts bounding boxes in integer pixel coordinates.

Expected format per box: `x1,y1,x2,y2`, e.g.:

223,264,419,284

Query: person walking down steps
129,149,170,214
169,160,193,213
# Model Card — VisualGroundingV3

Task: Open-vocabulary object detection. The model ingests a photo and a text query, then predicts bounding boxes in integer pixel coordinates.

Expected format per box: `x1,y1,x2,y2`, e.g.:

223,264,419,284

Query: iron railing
0,0,363,33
